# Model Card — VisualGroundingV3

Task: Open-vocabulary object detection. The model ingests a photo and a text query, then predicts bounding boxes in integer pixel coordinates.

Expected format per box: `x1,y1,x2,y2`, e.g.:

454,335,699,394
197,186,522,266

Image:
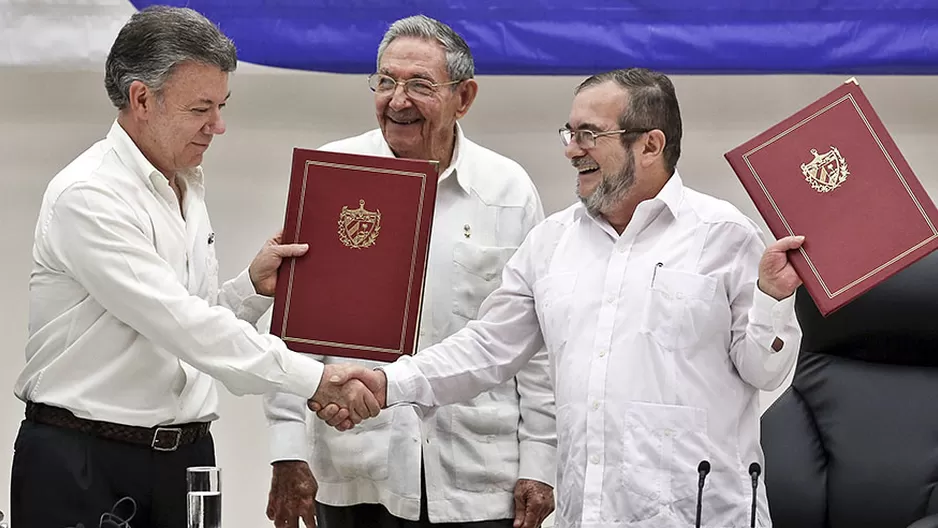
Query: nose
204,108,226,135
565,139,585,159
388,84,412,111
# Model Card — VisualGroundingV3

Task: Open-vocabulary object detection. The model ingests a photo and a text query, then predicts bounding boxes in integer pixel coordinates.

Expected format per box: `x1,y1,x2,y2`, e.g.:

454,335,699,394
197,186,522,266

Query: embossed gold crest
801,146,850,193
338,199,381,249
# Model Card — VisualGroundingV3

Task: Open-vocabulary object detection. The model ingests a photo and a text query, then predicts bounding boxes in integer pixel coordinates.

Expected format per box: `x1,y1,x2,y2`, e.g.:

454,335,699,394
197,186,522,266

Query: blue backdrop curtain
131,0,938,75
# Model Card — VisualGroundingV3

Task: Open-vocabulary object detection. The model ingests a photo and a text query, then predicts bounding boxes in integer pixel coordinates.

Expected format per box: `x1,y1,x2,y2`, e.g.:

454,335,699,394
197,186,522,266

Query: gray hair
104,6,237,110
376,15,474,83
576,68,683,175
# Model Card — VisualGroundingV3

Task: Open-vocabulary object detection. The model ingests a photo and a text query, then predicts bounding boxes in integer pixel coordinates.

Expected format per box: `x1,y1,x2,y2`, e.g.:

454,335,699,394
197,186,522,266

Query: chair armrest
908,514,938,528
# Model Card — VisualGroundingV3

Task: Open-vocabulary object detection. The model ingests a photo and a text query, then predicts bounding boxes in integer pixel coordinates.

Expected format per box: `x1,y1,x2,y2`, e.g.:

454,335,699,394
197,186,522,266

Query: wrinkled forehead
568,82,630,130
378,37,449,81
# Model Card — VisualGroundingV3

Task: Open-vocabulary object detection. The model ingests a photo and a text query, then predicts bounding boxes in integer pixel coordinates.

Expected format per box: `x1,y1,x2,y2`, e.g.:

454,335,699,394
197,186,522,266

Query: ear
638,129,667,168
126,80,156,119
453,79,478,119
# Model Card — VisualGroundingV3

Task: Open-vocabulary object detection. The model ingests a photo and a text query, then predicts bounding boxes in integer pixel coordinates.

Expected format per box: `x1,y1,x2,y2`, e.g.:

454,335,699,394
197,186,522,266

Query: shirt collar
376,122,471,195
573,170,685,225
107,119,205,192
656,170,684,217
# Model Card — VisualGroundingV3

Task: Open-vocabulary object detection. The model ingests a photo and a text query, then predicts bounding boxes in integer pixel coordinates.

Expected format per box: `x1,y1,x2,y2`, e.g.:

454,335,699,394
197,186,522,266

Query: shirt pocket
443,404,520,493
309,407,394,483
639,267,718,351
532,272,577,353
451,242,517,320
618,401,708,522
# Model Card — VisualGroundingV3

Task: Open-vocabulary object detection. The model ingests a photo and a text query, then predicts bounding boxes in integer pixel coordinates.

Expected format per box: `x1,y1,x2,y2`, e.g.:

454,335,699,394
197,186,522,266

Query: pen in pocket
651,262,663,287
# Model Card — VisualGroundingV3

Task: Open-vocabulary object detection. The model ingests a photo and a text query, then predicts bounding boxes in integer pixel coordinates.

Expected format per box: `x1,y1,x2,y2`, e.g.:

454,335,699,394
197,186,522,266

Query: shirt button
676,292,685,300
605,295,615,304
590,455,600,464
592,401,600,410
599,350,607,357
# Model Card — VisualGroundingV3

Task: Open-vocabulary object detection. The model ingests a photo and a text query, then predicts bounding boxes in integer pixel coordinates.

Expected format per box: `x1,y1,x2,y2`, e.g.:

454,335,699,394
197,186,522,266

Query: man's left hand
512,479,554,528
249,231,309,296
758,235,805,301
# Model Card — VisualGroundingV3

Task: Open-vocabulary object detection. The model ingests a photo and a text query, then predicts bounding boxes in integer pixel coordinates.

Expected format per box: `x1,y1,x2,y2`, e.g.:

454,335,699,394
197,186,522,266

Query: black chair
761,249,938,528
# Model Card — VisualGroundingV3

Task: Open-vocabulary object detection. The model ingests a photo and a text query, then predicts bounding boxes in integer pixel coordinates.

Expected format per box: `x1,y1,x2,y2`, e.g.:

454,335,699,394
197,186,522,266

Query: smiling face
124,61,230,176
565,81,637,216
374,36,477,166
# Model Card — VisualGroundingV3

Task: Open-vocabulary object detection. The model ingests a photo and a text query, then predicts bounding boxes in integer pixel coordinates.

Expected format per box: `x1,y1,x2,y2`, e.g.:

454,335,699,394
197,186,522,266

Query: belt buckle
152,427,183,451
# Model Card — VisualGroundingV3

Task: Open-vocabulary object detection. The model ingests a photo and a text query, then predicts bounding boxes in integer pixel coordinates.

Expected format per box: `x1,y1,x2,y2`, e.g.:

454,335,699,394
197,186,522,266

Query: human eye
574,130,594,144
376,75,396,90
408,80,435,96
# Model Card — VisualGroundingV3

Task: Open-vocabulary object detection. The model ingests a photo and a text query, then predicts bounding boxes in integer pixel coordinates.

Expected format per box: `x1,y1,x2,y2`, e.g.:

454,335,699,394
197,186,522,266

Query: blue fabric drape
131,1,938,75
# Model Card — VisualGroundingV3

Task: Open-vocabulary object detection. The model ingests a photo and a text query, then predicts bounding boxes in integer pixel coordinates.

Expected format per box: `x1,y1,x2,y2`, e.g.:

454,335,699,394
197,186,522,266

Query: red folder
725,79,938,316
270,148,439,361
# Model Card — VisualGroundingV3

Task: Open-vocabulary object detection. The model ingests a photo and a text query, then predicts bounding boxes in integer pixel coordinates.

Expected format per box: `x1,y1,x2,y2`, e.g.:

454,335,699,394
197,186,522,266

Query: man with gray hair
263,14,557,528
10,6,378,528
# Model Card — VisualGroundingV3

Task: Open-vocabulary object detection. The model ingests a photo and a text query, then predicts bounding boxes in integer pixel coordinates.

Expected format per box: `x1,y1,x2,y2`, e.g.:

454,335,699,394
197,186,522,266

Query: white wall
2,65,937,527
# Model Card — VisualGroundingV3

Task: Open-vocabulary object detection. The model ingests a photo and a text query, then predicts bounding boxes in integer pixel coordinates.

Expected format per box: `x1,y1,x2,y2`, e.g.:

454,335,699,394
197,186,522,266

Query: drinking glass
187,466,221,528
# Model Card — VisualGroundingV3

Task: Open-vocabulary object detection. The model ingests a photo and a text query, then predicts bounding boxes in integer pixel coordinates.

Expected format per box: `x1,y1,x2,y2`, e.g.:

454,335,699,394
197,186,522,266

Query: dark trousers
316,461,513,528
10,419,215,528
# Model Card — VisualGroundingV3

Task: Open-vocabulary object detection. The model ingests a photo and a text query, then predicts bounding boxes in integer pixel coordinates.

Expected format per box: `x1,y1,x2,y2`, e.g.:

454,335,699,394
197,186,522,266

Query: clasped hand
308,364,387,431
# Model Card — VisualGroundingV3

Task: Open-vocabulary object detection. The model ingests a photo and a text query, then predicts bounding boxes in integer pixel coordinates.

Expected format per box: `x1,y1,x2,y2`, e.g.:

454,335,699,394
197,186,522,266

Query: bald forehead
568,81,629,131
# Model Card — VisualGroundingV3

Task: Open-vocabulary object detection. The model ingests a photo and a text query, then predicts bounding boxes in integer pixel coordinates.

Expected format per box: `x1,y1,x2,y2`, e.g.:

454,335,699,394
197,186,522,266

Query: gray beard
579,150,636,217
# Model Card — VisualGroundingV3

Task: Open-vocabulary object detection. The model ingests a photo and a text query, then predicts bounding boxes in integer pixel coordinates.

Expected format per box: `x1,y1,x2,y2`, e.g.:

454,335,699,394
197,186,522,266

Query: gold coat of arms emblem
338,199,381,249
801,146,850,193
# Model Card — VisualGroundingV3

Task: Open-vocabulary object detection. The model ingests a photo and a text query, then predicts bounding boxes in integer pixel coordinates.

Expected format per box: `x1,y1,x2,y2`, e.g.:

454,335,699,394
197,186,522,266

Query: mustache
571,157,598,170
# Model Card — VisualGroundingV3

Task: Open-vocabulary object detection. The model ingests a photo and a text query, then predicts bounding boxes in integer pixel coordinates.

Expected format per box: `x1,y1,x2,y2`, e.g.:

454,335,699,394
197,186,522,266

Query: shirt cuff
518,440,557,488
280,353,324,400
268,419,310,464
229,267,275,322
752,285,797,327
378,359,418,406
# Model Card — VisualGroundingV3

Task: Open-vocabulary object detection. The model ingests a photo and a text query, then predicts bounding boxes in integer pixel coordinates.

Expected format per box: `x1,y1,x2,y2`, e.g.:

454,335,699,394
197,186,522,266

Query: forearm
514,347,557,487
729,286,802,391
218,267,273,324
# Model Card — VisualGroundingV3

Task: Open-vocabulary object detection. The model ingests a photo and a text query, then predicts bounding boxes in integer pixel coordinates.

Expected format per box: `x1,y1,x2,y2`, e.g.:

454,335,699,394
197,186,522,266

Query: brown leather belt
25,401,211,452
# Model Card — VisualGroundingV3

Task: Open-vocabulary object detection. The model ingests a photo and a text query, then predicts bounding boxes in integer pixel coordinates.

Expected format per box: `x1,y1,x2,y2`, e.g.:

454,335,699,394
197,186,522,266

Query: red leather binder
270,148,439,361
725,79,938,316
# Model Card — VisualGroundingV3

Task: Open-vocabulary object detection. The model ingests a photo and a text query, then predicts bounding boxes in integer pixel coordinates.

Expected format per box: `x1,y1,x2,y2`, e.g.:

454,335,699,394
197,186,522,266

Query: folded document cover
725,79,938,316
271,149,439,361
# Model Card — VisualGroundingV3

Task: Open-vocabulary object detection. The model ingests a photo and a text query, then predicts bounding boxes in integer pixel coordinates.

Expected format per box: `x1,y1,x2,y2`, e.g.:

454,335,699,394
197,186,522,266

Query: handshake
307,364,389,431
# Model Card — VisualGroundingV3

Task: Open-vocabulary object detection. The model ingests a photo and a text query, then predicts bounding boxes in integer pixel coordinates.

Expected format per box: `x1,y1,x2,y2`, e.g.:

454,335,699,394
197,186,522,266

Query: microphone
749,462,762,528
695,460,711,528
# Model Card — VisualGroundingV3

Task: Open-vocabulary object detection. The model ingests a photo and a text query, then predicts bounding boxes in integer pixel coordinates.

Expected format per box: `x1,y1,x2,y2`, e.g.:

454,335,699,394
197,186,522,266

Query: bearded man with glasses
319,68,809,527
261,14,557,528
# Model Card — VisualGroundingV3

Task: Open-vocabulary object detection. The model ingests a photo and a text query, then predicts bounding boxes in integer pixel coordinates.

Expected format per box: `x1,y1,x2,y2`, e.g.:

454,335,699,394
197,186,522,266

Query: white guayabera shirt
383,173,802,528
263,125,558,523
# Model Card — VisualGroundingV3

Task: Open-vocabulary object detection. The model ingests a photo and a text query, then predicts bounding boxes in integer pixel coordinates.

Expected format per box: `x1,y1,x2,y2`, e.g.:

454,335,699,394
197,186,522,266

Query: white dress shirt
382,173,802,528
14,120,325,428
262,125,557,523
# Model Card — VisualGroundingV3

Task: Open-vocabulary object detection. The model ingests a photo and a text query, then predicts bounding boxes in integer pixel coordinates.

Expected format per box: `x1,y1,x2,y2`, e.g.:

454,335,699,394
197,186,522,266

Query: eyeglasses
559,127,653,149
368,73,462,99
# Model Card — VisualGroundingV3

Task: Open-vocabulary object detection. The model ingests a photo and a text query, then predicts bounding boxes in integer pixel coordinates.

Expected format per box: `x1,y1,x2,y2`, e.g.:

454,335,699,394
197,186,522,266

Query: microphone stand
749,462,762,528
695,460,711,528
